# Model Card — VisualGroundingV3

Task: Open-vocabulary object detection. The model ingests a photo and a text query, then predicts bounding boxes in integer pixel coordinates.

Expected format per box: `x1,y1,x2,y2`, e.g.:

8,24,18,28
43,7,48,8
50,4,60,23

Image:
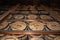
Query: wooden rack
0,4,60,35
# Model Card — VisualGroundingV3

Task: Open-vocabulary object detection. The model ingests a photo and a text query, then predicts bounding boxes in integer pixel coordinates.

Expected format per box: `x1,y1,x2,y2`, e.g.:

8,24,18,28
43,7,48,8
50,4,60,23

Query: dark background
0,0,60,8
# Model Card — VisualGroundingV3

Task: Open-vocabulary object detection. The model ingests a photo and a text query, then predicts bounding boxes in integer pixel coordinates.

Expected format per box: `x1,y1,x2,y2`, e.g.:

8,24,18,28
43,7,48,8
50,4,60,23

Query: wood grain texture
0,31,60,34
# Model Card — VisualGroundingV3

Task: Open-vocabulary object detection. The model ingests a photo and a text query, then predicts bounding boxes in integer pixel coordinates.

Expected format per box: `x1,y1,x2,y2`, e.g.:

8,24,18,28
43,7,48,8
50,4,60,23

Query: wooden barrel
29,22,45,31
0,35,19,40
46,22,60,30
29,37,44,40
10,21,27,31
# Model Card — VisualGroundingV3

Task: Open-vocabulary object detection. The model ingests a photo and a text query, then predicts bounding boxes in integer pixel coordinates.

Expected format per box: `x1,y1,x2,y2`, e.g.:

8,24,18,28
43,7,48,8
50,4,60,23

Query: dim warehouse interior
0,0,60,40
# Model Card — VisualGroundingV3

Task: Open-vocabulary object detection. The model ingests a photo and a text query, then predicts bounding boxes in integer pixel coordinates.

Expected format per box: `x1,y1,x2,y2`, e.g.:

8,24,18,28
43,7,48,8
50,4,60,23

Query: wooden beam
0,31,60,34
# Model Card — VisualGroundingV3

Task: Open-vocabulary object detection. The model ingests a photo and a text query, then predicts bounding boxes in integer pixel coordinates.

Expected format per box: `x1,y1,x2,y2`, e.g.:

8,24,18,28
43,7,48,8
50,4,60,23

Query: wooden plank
0,31,60,34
